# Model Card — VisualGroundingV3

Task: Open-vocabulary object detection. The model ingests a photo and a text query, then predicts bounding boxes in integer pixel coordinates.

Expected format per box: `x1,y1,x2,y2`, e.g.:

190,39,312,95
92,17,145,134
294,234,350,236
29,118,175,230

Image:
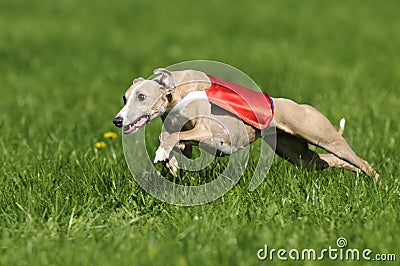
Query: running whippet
113,68,379,180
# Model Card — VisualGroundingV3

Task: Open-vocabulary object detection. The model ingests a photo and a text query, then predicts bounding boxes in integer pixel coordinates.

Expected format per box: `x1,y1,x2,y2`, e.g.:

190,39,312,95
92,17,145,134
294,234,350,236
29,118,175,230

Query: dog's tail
338,118,346,135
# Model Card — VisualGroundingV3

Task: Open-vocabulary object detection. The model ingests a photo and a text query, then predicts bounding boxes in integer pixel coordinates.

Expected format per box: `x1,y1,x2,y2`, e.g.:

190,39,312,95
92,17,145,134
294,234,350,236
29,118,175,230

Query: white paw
154,146,168,163
166,156,179,176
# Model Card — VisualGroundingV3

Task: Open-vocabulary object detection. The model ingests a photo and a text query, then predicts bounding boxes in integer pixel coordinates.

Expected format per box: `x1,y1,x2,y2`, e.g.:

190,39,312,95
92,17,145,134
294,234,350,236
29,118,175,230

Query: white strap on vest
170,90,208,113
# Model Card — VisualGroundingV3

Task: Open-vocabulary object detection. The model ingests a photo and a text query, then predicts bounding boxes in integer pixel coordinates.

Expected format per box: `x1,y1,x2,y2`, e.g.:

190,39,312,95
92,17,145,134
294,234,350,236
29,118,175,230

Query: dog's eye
123,96,127,104
138,94,146,101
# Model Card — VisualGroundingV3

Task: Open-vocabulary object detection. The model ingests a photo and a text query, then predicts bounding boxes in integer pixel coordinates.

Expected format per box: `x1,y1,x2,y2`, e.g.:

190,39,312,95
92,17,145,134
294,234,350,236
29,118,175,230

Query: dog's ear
133,77,145,84
154,68,175,90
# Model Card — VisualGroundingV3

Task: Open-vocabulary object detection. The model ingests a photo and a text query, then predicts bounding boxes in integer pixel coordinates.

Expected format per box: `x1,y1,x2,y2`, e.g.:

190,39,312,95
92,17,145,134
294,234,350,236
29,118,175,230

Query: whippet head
113,68,175,135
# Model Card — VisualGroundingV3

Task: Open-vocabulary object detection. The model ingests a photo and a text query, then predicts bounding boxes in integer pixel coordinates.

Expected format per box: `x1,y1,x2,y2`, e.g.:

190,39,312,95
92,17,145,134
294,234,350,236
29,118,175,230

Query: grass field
1,0,399,265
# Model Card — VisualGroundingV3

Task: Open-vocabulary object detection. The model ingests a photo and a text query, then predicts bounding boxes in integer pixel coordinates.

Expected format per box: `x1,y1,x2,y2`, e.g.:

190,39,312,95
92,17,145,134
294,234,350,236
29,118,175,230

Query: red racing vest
205,75,274,130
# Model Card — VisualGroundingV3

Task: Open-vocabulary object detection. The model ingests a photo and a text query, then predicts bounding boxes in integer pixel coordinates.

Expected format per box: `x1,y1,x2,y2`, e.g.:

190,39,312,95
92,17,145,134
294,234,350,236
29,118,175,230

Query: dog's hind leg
272,130,329,170
317,153,360,172
272,130,362,173
272,98,379,180
176,142,193,158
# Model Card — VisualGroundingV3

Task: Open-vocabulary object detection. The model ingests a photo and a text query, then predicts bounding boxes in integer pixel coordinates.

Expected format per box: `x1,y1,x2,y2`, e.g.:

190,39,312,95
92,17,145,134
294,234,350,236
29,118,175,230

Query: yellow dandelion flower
95,141,106,149
103,131,117,139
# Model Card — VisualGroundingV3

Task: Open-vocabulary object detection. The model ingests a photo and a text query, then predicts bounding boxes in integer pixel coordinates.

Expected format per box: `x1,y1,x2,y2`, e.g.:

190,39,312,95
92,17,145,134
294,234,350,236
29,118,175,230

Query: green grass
1,0,399,265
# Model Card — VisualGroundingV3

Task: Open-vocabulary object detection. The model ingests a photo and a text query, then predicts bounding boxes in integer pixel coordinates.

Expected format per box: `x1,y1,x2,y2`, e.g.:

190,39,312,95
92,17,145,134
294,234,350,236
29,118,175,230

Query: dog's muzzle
113,115,150,135
113,117,123,128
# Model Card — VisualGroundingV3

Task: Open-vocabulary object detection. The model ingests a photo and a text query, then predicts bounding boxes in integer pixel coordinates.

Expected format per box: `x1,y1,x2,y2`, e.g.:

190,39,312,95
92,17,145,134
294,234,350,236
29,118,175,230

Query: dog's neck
166,86,200,108
165,74,211,110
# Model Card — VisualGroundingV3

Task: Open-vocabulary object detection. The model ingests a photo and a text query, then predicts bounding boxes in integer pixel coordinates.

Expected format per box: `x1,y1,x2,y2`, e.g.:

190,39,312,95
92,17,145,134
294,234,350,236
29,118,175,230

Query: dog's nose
113,117,123,128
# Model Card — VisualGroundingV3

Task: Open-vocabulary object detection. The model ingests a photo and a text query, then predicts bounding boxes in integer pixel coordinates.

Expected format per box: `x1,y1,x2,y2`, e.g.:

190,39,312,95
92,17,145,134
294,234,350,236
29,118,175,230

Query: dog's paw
154,146,179,176
154,146,169,163
166,156,179,176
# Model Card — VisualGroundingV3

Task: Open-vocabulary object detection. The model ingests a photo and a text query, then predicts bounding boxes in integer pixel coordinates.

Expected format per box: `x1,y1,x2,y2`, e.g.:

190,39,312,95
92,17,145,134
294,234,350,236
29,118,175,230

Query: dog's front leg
154,128,212,175
154,132,179,175
154,132,176,164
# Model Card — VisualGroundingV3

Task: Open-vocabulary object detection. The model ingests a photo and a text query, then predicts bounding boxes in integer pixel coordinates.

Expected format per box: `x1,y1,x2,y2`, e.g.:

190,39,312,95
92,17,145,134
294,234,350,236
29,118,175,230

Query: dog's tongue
135,116,148,128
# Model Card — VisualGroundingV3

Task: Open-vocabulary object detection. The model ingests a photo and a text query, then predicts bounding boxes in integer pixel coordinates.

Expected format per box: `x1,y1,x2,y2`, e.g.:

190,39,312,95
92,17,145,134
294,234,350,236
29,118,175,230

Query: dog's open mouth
123,115,150,135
